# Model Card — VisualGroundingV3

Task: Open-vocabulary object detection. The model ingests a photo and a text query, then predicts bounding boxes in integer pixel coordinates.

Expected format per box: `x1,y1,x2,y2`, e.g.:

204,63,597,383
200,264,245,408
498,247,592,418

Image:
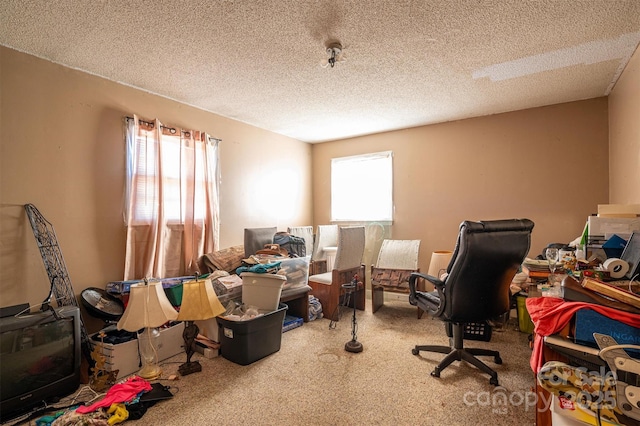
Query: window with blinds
331,151,393,222
129,132,208,224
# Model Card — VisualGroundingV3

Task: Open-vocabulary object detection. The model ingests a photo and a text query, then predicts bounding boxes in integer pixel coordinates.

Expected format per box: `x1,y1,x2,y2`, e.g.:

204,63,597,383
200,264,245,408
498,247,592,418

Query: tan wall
4,44,632,326
312,99,610,273
0,47,312,329
609,47,640,204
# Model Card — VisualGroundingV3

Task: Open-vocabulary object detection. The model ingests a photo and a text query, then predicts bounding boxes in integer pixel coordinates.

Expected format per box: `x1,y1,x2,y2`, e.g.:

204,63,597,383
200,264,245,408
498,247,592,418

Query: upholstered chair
308,226,366,321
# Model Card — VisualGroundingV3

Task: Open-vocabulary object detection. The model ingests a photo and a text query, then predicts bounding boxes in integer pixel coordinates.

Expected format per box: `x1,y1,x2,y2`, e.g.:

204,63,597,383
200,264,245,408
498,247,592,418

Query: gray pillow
244,227,277,257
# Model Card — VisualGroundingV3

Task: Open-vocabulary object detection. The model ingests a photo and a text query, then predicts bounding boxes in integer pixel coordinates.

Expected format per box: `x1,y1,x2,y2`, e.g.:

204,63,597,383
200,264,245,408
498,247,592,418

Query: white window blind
129,130,210,224
331,151,393,222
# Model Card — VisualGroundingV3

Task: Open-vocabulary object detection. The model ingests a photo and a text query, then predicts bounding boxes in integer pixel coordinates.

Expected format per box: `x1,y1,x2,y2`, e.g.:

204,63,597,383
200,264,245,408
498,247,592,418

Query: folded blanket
199,245,245,273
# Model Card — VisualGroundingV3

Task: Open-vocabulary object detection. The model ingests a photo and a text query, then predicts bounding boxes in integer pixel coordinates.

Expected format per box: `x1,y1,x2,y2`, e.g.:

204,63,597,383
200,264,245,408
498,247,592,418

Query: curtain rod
125,116,221,143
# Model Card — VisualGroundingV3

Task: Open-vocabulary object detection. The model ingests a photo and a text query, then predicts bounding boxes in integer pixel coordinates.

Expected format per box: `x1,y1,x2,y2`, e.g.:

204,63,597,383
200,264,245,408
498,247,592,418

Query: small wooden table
280,286,310,322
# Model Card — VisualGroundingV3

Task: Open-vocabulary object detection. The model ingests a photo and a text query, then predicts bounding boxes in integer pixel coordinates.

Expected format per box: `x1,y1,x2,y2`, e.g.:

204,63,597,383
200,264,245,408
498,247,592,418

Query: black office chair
408,219,534,385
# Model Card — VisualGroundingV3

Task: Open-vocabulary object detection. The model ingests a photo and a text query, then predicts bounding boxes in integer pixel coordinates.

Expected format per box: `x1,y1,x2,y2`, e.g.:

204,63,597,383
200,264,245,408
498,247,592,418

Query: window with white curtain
129,132,209,224
331,151,393,222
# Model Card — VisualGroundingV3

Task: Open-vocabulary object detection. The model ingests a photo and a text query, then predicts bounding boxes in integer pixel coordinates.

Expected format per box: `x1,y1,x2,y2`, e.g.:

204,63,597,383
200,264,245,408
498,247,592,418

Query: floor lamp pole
343,275,363,353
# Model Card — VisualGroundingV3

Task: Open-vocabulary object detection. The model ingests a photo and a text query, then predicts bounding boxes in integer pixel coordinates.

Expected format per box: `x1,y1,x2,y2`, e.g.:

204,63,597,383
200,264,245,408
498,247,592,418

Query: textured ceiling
1,1,639,143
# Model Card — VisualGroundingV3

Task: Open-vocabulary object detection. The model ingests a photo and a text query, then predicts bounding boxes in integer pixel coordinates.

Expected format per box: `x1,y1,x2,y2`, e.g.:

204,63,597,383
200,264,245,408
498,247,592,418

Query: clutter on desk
560,275,640,314
517,226,640,323
581,277,640,309
519,244,640,317
522,257,556,277
523,234,638,286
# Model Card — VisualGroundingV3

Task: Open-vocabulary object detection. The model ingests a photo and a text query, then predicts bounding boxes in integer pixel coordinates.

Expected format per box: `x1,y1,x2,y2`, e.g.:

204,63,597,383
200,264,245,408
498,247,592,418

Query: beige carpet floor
122,300,536,426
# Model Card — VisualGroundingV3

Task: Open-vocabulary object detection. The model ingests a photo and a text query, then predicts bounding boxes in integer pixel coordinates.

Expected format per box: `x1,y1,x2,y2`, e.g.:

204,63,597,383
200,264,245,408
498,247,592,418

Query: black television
0,305,81,422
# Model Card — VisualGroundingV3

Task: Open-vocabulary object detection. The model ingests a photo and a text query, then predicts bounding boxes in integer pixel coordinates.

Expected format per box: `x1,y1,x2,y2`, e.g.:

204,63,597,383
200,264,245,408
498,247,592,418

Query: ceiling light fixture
321,41,346,68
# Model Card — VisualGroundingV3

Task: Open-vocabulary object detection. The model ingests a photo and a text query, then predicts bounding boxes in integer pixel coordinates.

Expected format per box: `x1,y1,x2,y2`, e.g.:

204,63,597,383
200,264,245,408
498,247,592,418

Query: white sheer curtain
124,115,220,280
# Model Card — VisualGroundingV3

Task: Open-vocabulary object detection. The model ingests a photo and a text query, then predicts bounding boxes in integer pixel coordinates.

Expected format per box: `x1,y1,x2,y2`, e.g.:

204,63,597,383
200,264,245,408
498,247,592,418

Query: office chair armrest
409,272,444,291
408,271,444,297
409,272,446,317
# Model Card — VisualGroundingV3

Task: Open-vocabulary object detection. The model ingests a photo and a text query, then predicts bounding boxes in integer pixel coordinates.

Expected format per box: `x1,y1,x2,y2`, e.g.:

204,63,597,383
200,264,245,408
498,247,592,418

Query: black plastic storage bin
445,321,492,342
216,303,288,365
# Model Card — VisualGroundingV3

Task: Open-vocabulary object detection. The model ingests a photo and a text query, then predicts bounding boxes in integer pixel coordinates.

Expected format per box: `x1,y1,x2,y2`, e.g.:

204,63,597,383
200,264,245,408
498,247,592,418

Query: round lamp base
138,364,162,380
345,340,363,353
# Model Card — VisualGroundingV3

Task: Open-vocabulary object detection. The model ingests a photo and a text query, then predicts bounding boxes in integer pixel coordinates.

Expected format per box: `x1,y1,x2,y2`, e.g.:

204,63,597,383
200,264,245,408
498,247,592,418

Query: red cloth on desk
526,297,640,373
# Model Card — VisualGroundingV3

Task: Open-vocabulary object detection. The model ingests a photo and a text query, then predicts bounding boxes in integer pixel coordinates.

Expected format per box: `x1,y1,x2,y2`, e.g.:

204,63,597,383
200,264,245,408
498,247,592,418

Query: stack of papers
217,274,242,290
523,258,554,272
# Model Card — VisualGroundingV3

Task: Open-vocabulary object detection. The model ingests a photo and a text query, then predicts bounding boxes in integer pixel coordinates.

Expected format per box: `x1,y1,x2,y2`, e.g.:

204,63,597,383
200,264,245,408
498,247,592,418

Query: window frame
125,121,214,227
330,151,394,222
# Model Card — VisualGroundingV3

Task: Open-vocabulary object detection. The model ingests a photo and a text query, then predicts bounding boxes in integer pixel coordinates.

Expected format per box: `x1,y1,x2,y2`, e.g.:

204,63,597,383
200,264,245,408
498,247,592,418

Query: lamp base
345,340,363,353
138,364,162,380
178,361,202,376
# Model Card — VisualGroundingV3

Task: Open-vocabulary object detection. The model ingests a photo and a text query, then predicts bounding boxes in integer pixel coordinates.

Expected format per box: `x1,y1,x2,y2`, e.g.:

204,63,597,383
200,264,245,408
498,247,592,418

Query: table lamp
428,250,453,280
176,277,226,376
117,280,178,380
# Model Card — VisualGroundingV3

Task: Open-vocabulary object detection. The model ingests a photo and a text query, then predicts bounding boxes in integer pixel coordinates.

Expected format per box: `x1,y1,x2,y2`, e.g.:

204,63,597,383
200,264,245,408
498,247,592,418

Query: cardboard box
598,204,640,217
92,322,185,378
105,279,145,295
96,336,138,379
551,395,620,426
155,322,186,361
106,276,193,306
213,274,242,304
574,309,640,356
588,216,640,241
195,317,220,342
217,303,287,365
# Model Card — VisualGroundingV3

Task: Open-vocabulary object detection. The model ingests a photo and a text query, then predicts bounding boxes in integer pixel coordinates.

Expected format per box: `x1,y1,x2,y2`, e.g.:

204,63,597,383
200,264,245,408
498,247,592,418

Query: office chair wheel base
494,356,502,364
430,369,441,378
412,348,419,356
489,376,499,386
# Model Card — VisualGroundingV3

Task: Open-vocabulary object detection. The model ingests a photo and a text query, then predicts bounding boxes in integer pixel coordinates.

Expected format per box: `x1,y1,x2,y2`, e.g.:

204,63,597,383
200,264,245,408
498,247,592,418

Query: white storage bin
91,322,185,378
241,272,286,311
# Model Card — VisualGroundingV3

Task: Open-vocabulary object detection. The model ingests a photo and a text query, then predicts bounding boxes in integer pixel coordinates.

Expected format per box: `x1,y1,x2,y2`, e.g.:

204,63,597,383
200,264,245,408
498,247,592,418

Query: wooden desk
534,330,571,426
529,296,640,426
